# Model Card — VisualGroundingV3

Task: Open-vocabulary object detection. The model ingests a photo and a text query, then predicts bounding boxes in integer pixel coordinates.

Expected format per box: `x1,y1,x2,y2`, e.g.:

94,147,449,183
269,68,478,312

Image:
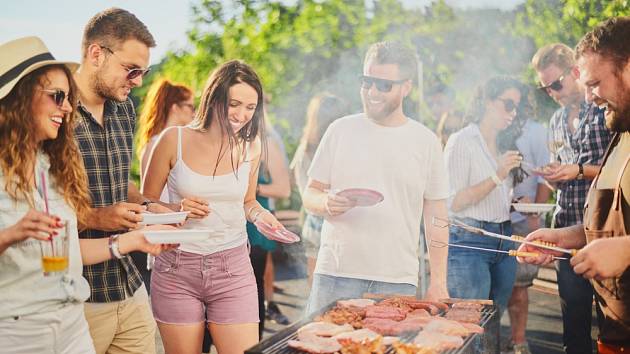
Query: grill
246,302,499,354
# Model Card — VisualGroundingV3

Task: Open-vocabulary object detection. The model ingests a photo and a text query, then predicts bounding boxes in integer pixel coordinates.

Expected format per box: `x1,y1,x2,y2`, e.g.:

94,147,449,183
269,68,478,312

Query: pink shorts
150,243,259,325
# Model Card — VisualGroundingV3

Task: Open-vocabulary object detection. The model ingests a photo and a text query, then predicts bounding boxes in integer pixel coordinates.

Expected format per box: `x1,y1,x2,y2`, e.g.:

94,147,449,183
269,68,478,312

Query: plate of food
511,203,555,214
143,229,211,244
254,221,300,243
336,188,384,207
140,211,189,225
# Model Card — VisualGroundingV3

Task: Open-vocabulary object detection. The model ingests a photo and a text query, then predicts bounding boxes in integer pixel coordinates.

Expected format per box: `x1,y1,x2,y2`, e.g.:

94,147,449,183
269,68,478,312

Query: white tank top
167,127,251,255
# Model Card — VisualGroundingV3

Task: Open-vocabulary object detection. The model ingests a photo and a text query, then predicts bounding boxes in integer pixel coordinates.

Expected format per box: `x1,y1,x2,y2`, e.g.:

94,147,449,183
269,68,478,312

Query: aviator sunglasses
538,69,571,92
40,89,68,107
101,46,151,80
360,75,407,93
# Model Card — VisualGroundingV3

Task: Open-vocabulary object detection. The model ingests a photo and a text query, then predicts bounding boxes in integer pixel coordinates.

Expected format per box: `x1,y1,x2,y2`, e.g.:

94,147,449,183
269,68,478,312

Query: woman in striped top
443,76,526,315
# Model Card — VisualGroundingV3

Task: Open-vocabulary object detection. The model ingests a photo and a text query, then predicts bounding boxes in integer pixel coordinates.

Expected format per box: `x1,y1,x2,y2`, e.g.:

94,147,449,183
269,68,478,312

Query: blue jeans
447,218,516,314
306,274,416,315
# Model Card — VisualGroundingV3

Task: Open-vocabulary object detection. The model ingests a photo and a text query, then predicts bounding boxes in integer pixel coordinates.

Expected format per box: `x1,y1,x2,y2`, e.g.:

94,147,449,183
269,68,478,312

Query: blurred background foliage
131,0,629,209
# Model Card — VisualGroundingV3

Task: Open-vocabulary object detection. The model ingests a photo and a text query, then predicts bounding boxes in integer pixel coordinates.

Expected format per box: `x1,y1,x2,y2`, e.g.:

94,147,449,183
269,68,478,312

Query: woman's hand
180,196,209,219
254,209,284,229
2,209,63,244
119,224,179,256
496,150,522,180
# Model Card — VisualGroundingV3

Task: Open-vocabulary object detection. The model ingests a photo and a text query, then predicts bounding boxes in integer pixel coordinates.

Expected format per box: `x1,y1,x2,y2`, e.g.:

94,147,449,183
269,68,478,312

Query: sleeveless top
147,134,170,202
167,127,251,255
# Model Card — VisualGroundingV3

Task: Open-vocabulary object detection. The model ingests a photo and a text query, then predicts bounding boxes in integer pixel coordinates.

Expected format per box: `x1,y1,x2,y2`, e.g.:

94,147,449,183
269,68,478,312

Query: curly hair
136,78,193,159
0,65,91,223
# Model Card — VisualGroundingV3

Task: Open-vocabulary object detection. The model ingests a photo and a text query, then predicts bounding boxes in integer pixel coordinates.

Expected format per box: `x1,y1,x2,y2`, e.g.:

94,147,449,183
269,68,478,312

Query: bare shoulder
152,126,180,157
247,136,262,161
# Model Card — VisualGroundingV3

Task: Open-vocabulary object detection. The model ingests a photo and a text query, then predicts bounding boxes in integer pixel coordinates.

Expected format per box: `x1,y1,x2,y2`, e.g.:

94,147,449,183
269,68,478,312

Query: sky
1,0,524,65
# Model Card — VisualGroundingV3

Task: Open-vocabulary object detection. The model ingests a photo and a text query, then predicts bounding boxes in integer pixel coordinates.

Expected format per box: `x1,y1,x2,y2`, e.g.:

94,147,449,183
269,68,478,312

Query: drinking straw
40,171,54,254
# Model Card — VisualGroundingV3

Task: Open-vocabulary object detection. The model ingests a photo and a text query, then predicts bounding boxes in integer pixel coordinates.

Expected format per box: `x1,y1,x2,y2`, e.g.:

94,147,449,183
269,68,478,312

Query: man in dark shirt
73,8,169,354
532,43,612,354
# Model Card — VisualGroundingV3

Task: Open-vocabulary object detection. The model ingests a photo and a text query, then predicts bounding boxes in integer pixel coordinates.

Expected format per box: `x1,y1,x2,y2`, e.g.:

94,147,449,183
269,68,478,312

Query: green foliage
129,0,628,199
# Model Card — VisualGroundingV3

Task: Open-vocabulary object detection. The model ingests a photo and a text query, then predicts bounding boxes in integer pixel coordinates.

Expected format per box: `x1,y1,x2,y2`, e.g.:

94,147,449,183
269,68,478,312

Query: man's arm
128,181,145,204
303,179,355,217
423,198,449,300
571,236,630,279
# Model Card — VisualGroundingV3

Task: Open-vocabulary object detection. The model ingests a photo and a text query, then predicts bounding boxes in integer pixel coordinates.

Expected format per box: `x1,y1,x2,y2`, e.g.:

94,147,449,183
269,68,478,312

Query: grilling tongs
432,216,578,257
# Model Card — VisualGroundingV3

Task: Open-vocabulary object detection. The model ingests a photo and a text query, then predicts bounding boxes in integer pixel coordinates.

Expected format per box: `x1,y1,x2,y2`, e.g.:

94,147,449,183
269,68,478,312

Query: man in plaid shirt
73,8,172,354
533,43,612,354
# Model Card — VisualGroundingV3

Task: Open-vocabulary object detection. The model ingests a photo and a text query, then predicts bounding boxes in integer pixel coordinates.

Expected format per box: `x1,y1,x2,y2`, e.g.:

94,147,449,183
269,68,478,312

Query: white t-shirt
308,113,449,285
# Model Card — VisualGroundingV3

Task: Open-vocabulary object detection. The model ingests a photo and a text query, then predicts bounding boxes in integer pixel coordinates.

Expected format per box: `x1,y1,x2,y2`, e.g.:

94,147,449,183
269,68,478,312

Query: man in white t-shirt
302,41,450,313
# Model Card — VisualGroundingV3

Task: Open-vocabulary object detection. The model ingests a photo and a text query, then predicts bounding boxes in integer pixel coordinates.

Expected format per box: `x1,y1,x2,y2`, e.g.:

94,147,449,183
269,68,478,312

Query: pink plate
254,221,300,244
336,188,384,207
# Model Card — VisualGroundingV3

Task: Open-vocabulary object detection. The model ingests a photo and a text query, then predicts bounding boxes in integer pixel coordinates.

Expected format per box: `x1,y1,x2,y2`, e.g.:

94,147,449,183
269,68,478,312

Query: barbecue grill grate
246,302,499,354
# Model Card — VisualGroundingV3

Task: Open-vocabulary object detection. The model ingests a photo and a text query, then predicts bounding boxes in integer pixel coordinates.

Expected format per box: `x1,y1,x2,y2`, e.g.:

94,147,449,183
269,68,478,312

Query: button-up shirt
0,152,90,318
74,98,142,303
445,123,513,223
548,102,612,228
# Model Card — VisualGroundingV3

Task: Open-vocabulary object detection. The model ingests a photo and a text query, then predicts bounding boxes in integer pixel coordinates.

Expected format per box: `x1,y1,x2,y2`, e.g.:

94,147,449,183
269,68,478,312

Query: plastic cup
40,220,69,275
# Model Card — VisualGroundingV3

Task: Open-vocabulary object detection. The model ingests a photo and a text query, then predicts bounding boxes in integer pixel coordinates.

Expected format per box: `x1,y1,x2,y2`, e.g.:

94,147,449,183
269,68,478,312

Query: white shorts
0,303,95,354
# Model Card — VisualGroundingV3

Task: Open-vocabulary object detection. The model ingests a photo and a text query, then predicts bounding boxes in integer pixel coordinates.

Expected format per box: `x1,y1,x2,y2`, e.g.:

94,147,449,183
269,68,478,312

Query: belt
599,340,628,353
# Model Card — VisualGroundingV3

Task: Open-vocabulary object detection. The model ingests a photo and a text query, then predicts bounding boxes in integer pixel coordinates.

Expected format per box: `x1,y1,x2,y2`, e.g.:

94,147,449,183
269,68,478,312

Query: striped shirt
74,98,143,303
444,124,513,223
548,102,612,228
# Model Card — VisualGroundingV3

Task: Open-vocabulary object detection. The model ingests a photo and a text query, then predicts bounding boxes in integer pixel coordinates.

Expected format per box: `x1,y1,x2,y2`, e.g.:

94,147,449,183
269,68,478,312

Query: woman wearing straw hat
0,36,175,353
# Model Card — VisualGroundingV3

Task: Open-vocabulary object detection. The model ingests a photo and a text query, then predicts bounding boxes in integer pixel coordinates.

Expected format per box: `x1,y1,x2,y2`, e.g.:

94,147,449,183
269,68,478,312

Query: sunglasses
497,98,518,113
40,89,68,107
538,69,570,92
101,46,151,80
360,75,407,93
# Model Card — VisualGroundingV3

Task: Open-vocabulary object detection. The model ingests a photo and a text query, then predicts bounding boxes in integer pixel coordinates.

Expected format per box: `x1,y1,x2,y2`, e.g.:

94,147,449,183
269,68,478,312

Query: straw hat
0,36,79,100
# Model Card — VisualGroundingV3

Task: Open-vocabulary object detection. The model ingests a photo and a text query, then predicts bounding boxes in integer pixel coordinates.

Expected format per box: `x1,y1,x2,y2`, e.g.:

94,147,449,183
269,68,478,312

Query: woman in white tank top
142,60,284,354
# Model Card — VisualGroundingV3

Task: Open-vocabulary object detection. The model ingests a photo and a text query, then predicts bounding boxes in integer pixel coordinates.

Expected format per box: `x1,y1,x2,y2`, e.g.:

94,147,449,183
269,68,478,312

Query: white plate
140,211,189,225
512,203,555,214
143,229,211,244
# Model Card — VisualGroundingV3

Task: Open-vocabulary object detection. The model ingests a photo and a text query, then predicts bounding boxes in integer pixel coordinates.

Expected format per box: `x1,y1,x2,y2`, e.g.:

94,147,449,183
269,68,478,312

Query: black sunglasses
497,98,518,113
360,75,407,93
538,69,570,92
101,46,151,80
40,89,67,107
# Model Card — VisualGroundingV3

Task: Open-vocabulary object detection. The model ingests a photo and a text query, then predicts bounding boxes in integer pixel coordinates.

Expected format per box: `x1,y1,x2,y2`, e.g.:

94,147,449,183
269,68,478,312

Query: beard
362,96,399,122
92,68,124,102
605,84,630,133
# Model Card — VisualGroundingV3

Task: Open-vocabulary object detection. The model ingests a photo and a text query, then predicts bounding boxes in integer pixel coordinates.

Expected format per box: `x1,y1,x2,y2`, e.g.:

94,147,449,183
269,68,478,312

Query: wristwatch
141,199,153,207
576,163,584,180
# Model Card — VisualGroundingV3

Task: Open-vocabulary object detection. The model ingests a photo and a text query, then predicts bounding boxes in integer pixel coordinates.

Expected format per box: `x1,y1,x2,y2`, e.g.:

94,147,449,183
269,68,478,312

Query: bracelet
108,234,125,259
490,174,503,186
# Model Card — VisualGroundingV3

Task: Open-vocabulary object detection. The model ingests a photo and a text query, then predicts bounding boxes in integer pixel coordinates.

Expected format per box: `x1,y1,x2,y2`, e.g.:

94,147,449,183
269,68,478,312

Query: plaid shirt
549,102,612,227
74,98,143,303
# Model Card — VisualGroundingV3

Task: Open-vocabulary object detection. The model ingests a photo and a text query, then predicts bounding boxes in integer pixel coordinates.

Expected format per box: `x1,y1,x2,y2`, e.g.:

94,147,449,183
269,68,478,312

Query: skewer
432,217,578,256
430,240,568,260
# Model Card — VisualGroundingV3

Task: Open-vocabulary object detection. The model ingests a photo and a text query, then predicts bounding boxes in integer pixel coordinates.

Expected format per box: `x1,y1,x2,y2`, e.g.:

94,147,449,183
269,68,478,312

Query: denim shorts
150,243,259,325
447,217,516,313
